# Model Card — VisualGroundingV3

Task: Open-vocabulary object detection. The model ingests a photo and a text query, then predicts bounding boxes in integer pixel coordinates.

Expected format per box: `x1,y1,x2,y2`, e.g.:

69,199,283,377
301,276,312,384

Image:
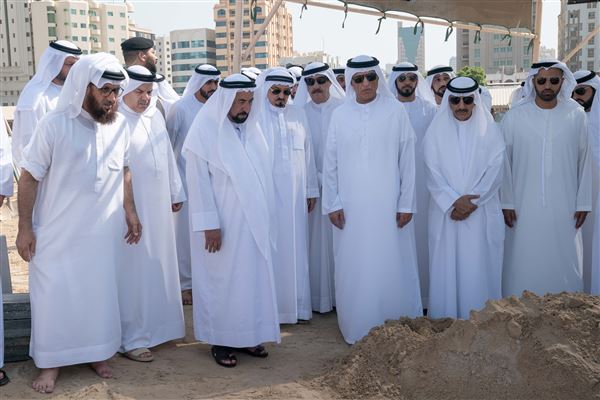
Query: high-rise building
558,0,599,72
449,56,457,71
539,45,556,60
155,34,172,86
397,22,425,68
170,28,216,95
213,0,293,75
0,0,35,106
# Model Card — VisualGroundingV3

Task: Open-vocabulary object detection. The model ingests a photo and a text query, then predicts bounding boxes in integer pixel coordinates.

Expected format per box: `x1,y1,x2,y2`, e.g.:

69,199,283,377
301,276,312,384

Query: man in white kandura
12,40,81,170
294,62,345,313
166,64,221,305
118,66,186,362
322,55,422,344
423,77,505,319
182,74,279,368
502,60,592,297
16,53,142,394
257,67,319,324
426,65,455,106
388,62,437,308
332,68,346,91
572,70,600,294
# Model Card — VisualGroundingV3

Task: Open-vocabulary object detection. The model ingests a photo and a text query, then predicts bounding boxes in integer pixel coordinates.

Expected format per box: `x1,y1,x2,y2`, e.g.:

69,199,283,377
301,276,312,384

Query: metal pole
532,0,543,62
242,0,284,62
232,0,244,73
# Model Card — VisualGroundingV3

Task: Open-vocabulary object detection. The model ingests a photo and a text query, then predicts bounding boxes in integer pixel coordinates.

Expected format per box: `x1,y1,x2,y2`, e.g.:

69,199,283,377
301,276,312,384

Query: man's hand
450,208,469,221
205,229,222,253
329,209,345,230
16,226,36,262
307,198,317,213
124,210,142,244
575,211,589,229
172,202,183,212
396,212,412,228
502,209,517,228
453,194,480,215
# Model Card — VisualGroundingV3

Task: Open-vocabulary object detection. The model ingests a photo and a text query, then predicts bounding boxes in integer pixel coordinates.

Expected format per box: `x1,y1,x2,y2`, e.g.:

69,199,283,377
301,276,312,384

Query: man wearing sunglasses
333,68,346,91
423,77,505,319
426,65,455,106
322,55,422,344
388,62,437,309
17,53,141,393
572,70,600,295
294,62,345,314
256,68,319,324
501,60,592,299
166,64,221,306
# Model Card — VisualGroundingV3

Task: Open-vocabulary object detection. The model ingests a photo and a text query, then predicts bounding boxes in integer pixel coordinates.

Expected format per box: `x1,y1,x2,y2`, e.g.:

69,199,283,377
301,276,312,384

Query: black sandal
0,369,9,386
211,346,237,368
239,345,269,358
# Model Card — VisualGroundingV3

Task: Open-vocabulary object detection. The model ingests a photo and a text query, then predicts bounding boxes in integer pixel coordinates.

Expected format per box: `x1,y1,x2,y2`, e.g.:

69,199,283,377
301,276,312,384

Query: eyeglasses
352,72,378,84
305,76,329,86
397,74,418,82
535,77,562,86
573,87,588,95
448,96,475,105
99,86,124,97
270,87,292,96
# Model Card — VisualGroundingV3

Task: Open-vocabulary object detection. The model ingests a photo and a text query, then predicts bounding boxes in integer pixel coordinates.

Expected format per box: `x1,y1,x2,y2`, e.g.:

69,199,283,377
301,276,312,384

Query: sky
127,0,561,69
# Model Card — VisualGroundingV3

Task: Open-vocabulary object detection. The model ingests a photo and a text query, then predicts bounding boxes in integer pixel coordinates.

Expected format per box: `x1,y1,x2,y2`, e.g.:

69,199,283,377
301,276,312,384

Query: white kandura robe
166,95,205,291
184,121,280,347
501,100,592,297
12,83,61,170
587,114,600,294
401,96,437,307
22,110,129,368
322,95,423,344
424,120,505,319
262,104,319,323
304,97,343,313
118,104,186,352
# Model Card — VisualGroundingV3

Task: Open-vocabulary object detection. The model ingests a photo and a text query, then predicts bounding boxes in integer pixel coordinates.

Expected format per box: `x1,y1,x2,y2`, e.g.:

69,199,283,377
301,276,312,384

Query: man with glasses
333,68,346,91
256,68,319,324
294,62,345,314
322,55,422,344
166,64,221,305
423,77,505,319
388,62,437,310
16,53,141,393
501,60,592,297
572,70,600,294
426,65,455,106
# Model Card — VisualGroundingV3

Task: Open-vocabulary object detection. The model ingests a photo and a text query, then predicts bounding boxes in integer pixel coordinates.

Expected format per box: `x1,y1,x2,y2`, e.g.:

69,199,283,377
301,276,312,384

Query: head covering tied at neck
287,65,303,84
387,62,436,104
574,69,600,162
16,40,82,110
479,85,493,113
344,55,394,103
293,62,345,106
332,68,345,77
256,67,295,100
54,52,128,119
518,59,577,106
123,65,156,97
241,66,262,80
182,64,221,98
425,65,455,89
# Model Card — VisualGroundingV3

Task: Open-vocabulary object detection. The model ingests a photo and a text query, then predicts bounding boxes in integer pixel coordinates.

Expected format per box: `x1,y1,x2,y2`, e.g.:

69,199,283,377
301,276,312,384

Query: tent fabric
338,0,534,31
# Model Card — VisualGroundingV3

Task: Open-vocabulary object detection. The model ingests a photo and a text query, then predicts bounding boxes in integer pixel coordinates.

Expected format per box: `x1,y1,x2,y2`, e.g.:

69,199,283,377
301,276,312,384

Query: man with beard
333,68,346,91
16,53,142,393
572,70,600,294
426,65,455,106
387,62,437,309
322,56,422,344
166,64,221,305
294,62,345,313
121,37,179,115
182,74,280,367
502,60,592,297
12,40,81,170
118,66,185,362
256,68,319,324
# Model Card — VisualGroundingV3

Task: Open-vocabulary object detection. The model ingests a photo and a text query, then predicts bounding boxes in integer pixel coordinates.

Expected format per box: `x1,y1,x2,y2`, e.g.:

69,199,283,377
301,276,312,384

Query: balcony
91,29,100,35
92,41,102,49
90,15,100,23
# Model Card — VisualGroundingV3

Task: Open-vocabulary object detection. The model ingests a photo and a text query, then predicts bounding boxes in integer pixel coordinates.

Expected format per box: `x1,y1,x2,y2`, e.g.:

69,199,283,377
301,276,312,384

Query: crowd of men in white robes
0,37,598,391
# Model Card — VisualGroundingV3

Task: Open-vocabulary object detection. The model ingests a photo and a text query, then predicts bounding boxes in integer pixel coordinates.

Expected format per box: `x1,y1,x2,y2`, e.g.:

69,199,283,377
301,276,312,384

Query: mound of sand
324,291,600,399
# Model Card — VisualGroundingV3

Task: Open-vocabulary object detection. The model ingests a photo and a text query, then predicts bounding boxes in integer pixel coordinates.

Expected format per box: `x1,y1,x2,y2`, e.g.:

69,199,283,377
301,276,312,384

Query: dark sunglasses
352,72,378,84
305,76,329,86
535,77,562,85
397,73,418,82
573,87,588,95
99,86,124,97
449,96,475,105
270,87,292,96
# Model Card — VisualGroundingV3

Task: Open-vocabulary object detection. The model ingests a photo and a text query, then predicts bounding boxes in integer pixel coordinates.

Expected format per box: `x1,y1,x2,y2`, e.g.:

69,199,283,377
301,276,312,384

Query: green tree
457,66,487,86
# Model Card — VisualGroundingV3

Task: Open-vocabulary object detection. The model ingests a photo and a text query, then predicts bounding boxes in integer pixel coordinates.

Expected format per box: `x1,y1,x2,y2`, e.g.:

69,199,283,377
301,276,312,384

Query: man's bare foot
32,368,59,394
182,289,193,305
90,361,113,379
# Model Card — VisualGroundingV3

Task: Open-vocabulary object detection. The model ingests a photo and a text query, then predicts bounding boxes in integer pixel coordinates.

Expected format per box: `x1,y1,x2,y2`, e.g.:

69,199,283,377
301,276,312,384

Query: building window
589,23,596,31
79,9,85,15
474,48,480,58
72,36,78,41
216,43,227,49
229,0,235,4
120,12,126,17
47,13,56,23
588,48,594,58
48,27,57,36
216,21,226,27
82,37,87,42
81,23,86,28
207,40,215,47
589,61,595,70
255,52,267,58
121,25,126,30
217,9,226,17
108,11,114,16
255,18,265,24
70,8,76,15
217,55,226,60
72,23,78,28
216,32,226,38
255,41,266,47
255,6,262,15
109,37,115,42
108,24,114,29
191,40,204,47
172,42,177,49
89,10,97,16
178,41,190,48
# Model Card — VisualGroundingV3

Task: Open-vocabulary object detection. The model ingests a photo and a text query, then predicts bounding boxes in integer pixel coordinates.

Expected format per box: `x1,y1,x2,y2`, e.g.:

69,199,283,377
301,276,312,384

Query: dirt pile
324,291,600,399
